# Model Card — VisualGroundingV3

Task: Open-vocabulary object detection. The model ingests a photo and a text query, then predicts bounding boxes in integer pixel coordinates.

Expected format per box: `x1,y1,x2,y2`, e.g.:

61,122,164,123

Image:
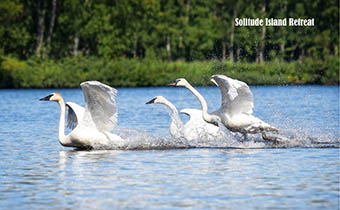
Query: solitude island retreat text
235,18,315,26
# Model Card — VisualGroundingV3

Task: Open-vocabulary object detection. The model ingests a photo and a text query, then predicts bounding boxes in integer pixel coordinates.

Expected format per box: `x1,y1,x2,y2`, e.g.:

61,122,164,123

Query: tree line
1,0,338,62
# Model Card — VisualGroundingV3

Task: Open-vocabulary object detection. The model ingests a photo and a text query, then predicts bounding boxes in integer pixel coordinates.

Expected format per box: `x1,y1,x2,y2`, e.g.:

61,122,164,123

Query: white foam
88,127,339,150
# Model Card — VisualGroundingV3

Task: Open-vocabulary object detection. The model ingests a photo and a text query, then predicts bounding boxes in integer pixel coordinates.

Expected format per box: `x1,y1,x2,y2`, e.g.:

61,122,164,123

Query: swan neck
185,83,213,123
162,100,183,137
58,98,66,145
185,84,208,112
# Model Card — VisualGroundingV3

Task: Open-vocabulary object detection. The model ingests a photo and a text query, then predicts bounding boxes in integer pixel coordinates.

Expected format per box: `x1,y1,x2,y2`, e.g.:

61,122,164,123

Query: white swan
168,75,279,142
40,81,125,149
146,96,220,141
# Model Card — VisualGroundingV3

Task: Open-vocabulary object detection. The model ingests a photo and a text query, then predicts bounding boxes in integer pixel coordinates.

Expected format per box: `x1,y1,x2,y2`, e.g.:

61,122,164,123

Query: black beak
40,94,53,101
146,98,156,104
167,81,178,86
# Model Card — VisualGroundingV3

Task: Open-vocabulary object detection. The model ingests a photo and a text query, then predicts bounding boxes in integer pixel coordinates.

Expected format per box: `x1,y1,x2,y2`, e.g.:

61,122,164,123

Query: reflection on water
0,86,339,209
51,148,340,209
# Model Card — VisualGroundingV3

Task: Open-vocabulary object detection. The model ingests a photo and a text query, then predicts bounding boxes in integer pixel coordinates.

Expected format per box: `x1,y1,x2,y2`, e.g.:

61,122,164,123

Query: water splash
269,128,340,148
86,126,339,150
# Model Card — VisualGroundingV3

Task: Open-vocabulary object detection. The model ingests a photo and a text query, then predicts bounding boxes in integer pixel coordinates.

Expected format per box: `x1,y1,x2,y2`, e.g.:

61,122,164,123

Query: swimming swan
40,81,125,149
169,76,279,142
146,96,220,141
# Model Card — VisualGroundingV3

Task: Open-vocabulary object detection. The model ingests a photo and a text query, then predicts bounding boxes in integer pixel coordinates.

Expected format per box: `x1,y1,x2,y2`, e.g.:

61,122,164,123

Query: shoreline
0,56,338,88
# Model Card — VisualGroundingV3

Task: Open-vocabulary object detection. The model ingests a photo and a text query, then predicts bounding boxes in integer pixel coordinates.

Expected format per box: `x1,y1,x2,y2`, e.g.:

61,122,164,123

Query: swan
168,75,279,142
40,81,125,149
146,96,220,141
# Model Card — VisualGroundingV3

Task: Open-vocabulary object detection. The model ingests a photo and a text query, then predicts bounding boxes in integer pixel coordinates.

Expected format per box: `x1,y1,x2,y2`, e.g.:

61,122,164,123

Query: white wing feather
180,108,220,140
80,81,118,131
66,102,85,130
180,108,204,123
180,108,219,130
211,75,254,115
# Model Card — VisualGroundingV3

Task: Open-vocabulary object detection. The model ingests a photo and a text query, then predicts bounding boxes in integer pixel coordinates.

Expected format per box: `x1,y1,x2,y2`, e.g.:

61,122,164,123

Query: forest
0,0,338,88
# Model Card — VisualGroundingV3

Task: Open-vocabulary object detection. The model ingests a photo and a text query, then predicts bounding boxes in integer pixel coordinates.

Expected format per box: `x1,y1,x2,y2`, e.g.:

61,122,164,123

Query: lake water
0,85,339,209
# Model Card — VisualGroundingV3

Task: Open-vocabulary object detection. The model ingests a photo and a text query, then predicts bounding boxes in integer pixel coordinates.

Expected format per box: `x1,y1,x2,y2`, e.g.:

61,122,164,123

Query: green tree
0,0,30,58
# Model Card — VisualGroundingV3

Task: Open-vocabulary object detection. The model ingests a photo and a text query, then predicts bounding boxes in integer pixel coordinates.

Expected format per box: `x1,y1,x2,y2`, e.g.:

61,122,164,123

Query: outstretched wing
66,102,85,130
211,75,254,115
80,81,118,131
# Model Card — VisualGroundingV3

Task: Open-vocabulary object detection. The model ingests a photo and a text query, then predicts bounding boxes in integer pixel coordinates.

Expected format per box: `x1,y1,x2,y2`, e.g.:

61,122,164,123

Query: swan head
146,96,167,105
40,92,63,102
167,78,189,87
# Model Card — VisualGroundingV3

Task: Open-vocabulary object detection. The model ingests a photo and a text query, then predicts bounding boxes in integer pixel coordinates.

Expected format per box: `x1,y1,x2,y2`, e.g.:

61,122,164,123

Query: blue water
0,85,339,209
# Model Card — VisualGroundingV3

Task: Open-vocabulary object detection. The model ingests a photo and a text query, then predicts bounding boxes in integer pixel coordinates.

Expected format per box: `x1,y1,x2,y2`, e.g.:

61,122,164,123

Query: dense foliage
1,0,338,61
0,0,338,88
0,56,338,88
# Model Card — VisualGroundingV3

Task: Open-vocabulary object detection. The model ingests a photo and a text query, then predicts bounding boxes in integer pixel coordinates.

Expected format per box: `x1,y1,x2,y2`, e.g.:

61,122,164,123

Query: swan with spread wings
169,75,279,142
40,81,125,149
